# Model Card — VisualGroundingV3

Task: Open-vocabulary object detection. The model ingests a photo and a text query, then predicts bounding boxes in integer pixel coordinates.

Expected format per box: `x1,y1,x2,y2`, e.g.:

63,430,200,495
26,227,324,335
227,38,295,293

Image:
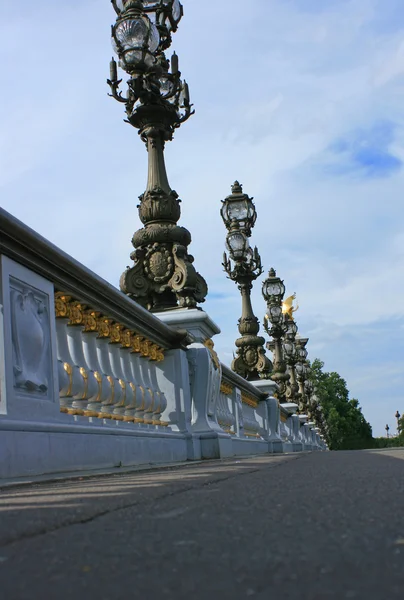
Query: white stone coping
155,307,220,342
281,403,299,415
0,208,186,350
220,365,270,402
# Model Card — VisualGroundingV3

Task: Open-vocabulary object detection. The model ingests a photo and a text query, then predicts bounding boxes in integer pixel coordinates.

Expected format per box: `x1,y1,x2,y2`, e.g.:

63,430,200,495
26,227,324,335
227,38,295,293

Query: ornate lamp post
283,313,300,405
395,410,401,435
221,183,271,381
262,268,290,401
295,337,309,410
108,0,207,311
304,377,314,409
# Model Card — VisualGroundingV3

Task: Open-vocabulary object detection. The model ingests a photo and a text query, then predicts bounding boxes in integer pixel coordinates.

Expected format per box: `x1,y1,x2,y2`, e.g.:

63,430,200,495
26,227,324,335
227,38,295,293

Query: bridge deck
1,449,404,599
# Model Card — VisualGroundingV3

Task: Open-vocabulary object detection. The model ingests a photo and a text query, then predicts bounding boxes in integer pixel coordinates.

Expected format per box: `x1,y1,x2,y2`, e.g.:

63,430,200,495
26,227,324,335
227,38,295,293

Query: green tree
309,359,373,451
398,414,404,436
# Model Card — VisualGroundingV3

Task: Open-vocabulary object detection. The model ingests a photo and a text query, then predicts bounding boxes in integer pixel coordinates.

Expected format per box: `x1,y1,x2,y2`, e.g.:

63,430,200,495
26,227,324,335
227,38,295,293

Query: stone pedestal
155,308,233,460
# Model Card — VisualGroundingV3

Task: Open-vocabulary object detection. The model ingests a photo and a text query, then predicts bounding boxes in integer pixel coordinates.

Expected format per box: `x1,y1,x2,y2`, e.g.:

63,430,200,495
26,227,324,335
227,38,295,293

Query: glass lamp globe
220,181,257,236
296,362,304,376
164,0,182,24
141,0,183,42
262,268,286,301
267,304,283,325
226,230,249,261
283,340,295,358
298,346,308,360
112,13,160,71
286,319,298,337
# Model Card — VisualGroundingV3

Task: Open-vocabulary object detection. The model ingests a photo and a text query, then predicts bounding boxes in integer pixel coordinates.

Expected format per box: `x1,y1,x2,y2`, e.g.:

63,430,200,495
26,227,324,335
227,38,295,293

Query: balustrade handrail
221,364,269,403
0,209,189,349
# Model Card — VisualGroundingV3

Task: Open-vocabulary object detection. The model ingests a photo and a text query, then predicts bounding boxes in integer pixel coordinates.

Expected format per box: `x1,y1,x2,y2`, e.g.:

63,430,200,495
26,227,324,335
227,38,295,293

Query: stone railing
0,208,326,479
55,293,168,426
219,366,267,439
0,209,188,429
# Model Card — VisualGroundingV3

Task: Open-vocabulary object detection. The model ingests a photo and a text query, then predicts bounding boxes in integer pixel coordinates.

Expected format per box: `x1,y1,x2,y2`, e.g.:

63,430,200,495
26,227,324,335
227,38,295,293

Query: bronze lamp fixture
221,183,271,381
262,268,290,402
109,0,207,311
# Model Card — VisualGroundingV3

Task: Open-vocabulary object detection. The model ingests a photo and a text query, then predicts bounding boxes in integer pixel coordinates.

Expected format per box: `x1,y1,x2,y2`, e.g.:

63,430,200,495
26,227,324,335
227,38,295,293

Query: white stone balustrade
53,294,168,428
0,208,327,479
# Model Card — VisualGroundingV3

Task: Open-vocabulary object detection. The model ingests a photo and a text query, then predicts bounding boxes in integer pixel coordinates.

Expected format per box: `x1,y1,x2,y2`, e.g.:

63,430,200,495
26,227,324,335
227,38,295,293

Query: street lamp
305,378,314,404
262,268,290,401
109,0,207,311
220,181,257,238
283,313,300,405
385,424,390,438
295,337,309,410
395,410,401,435
221,186,272,381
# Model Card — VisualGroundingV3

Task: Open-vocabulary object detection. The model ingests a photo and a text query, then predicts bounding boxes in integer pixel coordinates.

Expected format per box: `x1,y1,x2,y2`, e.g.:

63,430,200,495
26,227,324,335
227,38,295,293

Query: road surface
1,449,404,599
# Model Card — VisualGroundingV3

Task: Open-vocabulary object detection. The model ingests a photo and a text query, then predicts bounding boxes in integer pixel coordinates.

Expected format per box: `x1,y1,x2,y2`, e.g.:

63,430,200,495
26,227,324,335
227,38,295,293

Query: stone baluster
216,388,226,432
234,387,244,437
136,339,159,425
147,344,168,426
95,317,122,419
218,383,236,434
139,345,158,425
119,330,142,423
108,323,136,421
217,391,230,434
81,310,112,417
64,301,100,416
54,294,85,413
129,335,154,424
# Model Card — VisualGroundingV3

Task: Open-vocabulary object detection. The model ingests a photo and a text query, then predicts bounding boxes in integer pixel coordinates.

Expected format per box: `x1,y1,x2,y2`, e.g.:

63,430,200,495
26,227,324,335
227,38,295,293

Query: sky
1,0,404,437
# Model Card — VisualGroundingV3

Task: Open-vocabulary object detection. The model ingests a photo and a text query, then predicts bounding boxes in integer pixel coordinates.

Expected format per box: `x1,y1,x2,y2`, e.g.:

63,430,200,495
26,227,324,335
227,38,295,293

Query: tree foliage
372,435,404,448
373,415,404,448
309,359,374,451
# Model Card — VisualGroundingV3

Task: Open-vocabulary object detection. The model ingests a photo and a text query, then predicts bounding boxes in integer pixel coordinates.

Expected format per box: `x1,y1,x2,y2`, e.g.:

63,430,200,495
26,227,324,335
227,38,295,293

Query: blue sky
1,0,404,436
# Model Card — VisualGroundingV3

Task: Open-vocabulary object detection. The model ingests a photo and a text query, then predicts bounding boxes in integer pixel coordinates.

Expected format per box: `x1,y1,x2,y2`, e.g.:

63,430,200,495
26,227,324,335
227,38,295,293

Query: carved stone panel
9,277,52,398
0,255,59,419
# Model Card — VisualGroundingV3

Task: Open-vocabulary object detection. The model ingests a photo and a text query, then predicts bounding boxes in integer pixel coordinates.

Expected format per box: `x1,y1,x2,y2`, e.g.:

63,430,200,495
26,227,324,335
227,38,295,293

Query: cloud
323,121,402,178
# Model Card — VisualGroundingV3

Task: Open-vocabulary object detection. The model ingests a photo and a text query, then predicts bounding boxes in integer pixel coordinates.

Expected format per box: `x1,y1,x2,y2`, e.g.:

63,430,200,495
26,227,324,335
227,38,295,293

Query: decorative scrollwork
220,381,234,396
241,392,259,409
55,294,71,319
203,339,220,371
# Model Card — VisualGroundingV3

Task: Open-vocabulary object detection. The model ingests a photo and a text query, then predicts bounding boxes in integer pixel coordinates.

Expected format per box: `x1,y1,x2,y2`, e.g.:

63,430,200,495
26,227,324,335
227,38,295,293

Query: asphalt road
1,449,404,600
